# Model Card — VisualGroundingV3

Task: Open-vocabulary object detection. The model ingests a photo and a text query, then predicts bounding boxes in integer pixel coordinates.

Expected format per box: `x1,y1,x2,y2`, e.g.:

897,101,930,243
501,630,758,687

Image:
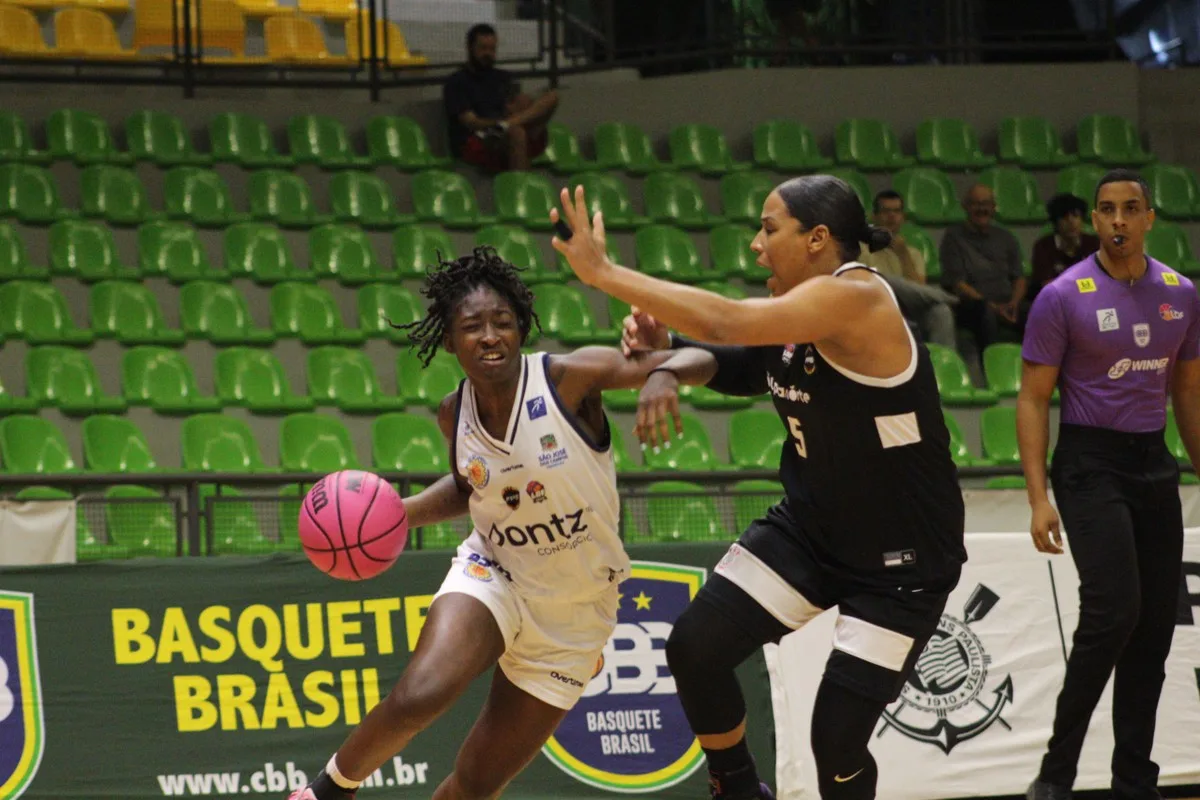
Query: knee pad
665,598,759,736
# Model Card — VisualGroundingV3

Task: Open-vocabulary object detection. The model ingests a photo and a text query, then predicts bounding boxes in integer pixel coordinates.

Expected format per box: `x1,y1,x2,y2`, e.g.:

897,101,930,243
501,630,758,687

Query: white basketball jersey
453,353,630,602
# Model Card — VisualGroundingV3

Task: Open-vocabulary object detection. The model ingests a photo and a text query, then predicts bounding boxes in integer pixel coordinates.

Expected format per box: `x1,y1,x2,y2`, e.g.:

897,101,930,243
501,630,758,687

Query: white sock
326,755,363,790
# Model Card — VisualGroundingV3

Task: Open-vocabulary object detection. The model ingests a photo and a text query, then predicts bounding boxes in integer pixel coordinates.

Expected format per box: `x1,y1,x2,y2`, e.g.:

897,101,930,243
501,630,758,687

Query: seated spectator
939,184,1027,361
443,23,559,173
860,190,957,349
1029,192,1100,300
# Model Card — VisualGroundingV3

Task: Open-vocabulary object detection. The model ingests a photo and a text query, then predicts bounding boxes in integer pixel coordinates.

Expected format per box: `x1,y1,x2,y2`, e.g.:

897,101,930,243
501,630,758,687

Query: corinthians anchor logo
877,584,1013,754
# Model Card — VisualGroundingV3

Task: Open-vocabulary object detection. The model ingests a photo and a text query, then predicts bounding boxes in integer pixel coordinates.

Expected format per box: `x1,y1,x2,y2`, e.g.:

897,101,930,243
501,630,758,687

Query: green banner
0,544,772,800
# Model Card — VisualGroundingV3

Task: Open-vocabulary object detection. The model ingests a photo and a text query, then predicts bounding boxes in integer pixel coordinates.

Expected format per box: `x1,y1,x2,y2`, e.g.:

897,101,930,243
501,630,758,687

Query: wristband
647,367,678,381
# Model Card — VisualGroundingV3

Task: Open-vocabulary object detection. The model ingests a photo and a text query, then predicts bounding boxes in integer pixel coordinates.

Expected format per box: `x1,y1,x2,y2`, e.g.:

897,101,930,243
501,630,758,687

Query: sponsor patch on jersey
1108,356,1170,379
503,486,521,510
542,562,707,793
1163,271,1180,286
1160,303,1184,321
500,463,526,473
803,345,817,375
1076,278,1097,293
0,592,45,800
1096,308,1119,332
526,396,548,420
1134,323,1151,347
526,480,547,503
538,435,569,469
463,561,493,582
781,344,796,365
465,455,490,490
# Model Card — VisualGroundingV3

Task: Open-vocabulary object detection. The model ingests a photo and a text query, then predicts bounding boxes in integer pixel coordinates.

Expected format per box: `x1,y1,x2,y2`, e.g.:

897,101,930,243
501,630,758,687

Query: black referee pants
1040,424,1184,799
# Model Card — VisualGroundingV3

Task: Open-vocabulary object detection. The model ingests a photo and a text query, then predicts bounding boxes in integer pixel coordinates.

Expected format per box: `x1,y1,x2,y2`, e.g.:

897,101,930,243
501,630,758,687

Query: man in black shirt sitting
443,23,559,173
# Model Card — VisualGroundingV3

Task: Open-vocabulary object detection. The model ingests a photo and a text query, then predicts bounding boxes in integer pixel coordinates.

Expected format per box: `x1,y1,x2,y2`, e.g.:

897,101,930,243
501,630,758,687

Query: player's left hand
551,186,611,288
635,369,684,453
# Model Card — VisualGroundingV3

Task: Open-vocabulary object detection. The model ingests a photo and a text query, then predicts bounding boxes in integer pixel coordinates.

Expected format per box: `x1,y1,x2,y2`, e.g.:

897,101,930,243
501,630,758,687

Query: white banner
0,498,76,566
768,530,1200,799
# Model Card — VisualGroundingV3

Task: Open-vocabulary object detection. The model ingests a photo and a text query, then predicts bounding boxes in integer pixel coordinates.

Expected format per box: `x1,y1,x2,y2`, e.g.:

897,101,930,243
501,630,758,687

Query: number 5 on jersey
788,416,808,458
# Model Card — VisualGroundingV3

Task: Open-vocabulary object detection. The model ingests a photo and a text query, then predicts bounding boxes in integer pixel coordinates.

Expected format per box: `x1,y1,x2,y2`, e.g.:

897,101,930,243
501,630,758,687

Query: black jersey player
552,176,967,800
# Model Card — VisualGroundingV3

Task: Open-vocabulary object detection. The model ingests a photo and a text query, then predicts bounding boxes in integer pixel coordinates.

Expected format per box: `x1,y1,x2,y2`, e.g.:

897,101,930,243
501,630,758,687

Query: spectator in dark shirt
1029,193,1101,301
443,23,559,173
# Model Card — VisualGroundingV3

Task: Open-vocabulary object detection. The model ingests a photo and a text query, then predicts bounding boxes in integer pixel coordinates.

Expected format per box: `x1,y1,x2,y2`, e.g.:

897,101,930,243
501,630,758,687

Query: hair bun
865,224,892,253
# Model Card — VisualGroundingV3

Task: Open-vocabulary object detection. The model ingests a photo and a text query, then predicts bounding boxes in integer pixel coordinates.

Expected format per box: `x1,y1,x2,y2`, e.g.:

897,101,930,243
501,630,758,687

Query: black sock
310,771,357,800
704,738,759,798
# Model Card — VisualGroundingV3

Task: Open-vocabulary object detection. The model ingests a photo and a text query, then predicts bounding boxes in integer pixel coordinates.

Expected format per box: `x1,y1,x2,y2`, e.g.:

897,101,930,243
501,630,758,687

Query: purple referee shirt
1022,254,1200,433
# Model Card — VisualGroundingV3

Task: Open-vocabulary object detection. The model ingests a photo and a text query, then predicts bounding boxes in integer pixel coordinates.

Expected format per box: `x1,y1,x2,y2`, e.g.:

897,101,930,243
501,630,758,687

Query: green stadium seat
635,224,706,283
642,413,721,471
827,167,872,212
532,122,596,173
181,413,273,472
593,122,674,174
121,346,220,414
927,343,998,407
13,485,127,560
215,347,313,414
180,281,275,346
997,116,1077,168
287,115,370,169
396,348,464,410
358,282,422,342
984,476,1027,490
46,108,131,165
0,371,37,414
563,172,648,230
899,222,940,279
605,296,633,341
1142,163,1200,221
138,221,227,283
223,222,309,284
493,171,557,231
668,123,751,175
125,110,211,166
980,406,1020,465
475,224,565,284
602,388,639,412
892,167,966,225
680,377,754,410
644,172,726,229
279,413,363,472
210,112,294,168
269,282,366,345
0,163,72,224
48,219,136,282
82,414,160,472
90,281,187,346
532,283,620,345
1076,114,1155,167
728,409,784,469
307,346,404,413
80,165,158,227
26,346,127,416
1145,220,1200,275
719,171,775,226
247,170,330,229
372,412,447,472
0,222,40,280
943,410,991,468
411,170,493,229
0,112,48,164
104,485,180,557
752,120,832,171
329,170,413,229
0,281,94,345
709,224,764,283
366,115,450,170
1056,164,1106,206
393,224,454,279
164,167,248,228
310,224,392,284
731,478,783,532
835,118,914,171
608,425,644,474
982,343,1022,398
556,233,622,281
202,485,280,556
696,281,747,299
977,167,1043,224
0,416,78,474
646,481,730,541
916,118,995,169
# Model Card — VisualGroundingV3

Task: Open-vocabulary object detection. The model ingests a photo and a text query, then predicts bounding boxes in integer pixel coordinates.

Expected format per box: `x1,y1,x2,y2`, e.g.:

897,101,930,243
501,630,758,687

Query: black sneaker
1026,779,1072,800
710,780,774,800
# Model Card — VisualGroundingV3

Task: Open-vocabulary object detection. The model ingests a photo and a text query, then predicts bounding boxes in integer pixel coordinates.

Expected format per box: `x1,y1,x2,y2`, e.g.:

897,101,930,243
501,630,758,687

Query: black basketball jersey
755,264,966,584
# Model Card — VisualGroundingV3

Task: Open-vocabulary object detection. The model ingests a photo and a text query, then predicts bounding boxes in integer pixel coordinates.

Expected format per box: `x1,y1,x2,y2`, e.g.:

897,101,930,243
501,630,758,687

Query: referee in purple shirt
1018,169,1200,800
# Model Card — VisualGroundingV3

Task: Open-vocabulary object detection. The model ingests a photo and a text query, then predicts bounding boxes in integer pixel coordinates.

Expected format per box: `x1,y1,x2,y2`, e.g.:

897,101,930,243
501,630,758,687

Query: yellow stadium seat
133,0,197,55
297,0,354,21
0,6,54,57
232,0,288,17
345,14,427,67
75,0,133,15
264,15,349,65
54,7,137,58
2,0,63,14
134,0,258,62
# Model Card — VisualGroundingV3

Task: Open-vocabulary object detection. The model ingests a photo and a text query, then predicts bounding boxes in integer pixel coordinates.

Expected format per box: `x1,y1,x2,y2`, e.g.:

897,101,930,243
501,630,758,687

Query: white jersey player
287,247,707,800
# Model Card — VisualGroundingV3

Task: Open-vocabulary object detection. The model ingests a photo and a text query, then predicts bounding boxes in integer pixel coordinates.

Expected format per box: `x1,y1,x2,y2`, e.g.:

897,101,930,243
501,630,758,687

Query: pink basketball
298,470,409,581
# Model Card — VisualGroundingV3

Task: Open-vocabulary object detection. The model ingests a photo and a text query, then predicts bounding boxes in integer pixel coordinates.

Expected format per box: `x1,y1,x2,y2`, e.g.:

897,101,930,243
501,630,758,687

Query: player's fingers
671,395,684,439
634,402,650,450
657,398,673,448
574,186,590,234
593,211,606,244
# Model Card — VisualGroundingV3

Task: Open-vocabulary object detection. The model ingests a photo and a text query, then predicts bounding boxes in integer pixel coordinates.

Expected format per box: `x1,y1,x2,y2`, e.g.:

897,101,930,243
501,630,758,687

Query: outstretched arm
398,391,472,529
547,346,714,409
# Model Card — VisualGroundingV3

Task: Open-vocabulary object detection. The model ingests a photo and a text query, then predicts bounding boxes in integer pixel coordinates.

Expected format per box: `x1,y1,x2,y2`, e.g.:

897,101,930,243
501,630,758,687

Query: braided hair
393,246,541,366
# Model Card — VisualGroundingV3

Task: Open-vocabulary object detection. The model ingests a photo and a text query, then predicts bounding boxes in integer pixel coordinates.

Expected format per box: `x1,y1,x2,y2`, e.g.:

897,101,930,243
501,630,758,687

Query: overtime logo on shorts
0,592,45,800
542,562,706,793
